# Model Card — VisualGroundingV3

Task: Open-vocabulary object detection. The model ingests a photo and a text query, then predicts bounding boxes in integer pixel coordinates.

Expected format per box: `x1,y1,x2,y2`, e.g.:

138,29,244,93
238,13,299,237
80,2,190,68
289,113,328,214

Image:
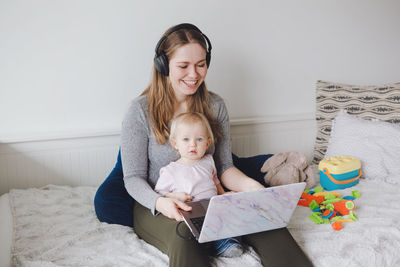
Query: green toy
326,203,335,211
330,216,343,222
309,200,320,211
352,190,361,198
324,193,336,200
313,186,324,193
309,213,324,224
322,198,343,205
349,210,358,221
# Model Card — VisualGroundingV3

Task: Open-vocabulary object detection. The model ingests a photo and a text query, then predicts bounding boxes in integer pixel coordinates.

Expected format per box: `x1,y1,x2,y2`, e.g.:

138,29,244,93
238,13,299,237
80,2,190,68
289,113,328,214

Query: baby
155,112,243,258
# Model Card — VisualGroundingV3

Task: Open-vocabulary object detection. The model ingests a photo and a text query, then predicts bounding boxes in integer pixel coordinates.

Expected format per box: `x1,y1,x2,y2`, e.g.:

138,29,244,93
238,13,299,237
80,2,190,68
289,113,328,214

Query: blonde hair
141,25,221,144
170,112,214,145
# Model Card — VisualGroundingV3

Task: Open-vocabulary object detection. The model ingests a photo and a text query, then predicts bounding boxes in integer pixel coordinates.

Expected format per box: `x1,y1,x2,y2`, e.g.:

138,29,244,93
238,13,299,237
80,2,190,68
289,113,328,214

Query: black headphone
154,23,212,76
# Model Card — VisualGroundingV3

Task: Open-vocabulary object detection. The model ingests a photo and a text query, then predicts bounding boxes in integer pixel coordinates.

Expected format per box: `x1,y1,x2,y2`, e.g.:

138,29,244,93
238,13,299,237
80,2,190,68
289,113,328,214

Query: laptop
179,182,306,243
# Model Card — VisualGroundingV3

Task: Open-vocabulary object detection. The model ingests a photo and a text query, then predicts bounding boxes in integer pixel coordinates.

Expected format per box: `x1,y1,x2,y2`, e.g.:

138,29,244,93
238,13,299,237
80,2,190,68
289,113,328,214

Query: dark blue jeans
212,237,242,256
94,150,272,227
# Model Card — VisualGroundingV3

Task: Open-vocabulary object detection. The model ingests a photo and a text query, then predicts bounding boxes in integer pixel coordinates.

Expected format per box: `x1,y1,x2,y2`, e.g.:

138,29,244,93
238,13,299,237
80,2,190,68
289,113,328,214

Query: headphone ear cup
206,52,211,68
154,52,169,76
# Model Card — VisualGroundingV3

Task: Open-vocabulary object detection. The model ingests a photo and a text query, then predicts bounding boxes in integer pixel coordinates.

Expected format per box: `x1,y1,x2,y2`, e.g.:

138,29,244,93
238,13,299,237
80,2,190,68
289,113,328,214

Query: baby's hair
170,112,215,144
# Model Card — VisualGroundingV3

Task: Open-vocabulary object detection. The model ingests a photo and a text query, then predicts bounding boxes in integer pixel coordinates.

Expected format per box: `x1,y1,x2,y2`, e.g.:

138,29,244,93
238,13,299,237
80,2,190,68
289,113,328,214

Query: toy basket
318,156,362,190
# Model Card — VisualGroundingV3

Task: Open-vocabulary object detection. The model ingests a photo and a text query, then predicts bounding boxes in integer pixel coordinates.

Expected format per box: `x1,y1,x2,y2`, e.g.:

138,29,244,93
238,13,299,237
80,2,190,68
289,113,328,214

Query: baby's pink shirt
155,154,220,201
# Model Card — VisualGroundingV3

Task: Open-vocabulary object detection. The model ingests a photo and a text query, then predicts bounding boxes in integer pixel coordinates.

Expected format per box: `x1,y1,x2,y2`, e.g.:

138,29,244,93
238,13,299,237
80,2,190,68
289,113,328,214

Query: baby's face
173,121,210,163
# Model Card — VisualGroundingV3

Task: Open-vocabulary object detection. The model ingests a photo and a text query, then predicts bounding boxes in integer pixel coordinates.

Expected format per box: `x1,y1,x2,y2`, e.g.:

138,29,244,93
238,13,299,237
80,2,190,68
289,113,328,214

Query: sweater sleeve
211,94,234,178
120,99,161,215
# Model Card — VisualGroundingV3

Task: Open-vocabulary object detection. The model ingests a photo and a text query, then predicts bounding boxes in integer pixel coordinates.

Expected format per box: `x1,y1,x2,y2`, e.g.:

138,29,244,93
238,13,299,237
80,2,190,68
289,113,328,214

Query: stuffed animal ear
286,152,308,169
303,165,317,189
260,152,288,173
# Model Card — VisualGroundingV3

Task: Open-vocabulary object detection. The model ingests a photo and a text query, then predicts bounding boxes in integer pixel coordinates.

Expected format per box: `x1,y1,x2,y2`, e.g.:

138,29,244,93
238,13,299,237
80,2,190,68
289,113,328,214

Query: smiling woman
94,23,313,267
169,43,208,103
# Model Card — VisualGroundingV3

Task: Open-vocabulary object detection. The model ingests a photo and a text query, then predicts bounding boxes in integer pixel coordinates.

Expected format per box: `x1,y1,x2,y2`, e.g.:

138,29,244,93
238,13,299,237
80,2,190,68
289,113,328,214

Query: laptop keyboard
190,216,205,232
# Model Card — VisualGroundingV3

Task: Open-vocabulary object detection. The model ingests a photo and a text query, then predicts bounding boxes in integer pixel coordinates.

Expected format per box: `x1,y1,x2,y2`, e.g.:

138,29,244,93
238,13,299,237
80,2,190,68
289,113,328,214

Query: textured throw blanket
9,178,400,267
9,185,263,267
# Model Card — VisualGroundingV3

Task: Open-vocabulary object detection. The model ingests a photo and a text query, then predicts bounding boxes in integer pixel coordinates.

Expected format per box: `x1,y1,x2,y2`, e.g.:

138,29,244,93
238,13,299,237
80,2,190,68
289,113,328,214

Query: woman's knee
167,224,211,267
133,203,211,266
244,228,313,267
165,222,200,252
94,171,133,227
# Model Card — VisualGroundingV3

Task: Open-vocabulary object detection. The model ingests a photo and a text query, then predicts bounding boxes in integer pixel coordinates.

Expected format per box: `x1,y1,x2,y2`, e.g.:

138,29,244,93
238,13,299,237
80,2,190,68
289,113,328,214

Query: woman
95,23,313,267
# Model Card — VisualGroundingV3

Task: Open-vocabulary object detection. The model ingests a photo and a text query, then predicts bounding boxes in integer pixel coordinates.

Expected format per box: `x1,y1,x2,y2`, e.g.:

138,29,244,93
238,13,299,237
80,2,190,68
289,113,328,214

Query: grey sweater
120,92,234,214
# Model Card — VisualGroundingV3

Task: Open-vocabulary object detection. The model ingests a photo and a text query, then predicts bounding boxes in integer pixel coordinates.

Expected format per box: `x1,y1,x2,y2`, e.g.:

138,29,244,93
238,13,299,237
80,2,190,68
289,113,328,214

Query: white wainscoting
0,114,315,195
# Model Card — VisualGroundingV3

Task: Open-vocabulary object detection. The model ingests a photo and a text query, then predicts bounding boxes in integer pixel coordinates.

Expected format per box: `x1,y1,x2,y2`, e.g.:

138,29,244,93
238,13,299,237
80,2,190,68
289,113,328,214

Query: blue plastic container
319,156,362,191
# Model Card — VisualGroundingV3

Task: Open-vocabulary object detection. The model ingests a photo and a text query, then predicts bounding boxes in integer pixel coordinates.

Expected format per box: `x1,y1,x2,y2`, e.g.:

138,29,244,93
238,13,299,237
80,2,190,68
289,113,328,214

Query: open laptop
179,182,306,243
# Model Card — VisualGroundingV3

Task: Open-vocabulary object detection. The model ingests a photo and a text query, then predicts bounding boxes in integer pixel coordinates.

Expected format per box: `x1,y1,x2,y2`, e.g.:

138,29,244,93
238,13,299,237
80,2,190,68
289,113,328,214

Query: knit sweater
120,92,233,214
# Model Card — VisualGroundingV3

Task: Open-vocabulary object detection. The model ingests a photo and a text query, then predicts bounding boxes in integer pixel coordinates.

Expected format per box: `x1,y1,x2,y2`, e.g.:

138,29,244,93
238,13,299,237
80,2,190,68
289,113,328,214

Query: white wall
1,0,400,141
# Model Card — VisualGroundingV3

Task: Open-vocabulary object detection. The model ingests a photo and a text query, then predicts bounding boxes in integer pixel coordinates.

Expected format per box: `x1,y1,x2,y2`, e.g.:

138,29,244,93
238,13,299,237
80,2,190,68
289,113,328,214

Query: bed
2,178,400,267
1,80,400,267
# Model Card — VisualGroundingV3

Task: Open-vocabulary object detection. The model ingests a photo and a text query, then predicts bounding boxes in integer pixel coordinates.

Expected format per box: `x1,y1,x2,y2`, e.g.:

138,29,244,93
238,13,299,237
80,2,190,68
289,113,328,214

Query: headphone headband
154,23,212,76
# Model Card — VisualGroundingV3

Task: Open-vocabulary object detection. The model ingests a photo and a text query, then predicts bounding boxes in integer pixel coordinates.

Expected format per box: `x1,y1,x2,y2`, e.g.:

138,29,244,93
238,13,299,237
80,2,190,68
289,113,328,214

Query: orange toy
298,192,325,207
332,221,343,231
332,200,355,215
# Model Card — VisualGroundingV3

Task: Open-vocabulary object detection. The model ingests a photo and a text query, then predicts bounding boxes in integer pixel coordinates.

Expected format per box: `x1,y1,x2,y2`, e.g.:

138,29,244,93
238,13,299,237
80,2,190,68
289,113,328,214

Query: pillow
325,110,400,183
313,80,400,164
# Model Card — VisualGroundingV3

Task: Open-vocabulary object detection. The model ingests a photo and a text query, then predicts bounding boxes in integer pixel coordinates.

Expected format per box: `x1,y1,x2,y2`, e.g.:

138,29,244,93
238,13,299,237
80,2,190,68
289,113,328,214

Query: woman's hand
165,192,194,202
155,196,192,221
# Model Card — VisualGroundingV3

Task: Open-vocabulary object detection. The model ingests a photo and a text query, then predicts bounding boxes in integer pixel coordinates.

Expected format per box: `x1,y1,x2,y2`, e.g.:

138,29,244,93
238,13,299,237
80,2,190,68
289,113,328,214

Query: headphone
154,23,212,76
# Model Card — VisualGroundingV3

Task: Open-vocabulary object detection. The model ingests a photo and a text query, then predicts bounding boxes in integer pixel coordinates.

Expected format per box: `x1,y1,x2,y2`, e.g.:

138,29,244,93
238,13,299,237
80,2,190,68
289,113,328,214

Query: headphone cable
176,221,195,240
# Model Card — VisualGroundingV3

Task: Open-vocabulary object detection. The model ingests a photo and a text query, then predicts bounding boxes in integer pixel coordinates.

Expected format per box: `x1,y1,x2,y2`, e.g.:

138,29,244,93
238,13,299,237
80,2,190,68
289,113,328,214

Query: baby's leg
213,237,243,258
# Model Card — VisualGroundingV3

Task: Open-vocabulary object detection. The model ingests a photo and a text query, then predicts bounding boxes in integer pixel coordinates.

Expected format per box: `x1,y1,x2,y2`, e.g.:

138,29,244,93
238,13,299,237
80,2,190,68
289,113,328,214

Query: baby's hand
165,192,193,202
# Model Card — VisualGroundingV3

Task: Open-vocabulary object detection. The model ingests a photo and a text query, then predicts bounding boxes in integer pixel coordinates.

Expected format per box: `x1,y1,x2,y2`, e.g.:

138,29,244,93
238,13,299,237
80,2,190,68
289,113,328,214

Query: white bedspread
9,178,400,267
9,185,262,267
289,177,400,267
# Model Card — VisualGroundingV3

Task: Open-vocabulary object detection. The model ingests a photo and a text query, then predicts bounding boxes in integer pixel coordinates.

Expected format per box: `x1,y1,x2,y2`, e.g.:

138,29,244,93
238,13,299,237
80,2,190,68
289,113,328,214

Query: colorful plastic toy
318,156,362,190
309,213,324,224
312,191,340,198
298,192,324,206
332,221,343,231
299,187,360,231
352,190,361,198
332,200,355,215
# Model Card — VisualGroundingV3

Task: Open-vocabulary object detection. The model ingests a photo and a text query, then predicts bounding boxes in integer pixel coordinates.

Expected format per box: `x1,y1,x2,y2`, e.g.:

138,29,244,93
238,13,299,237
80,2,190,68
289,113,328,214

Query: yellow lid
318,156,361,174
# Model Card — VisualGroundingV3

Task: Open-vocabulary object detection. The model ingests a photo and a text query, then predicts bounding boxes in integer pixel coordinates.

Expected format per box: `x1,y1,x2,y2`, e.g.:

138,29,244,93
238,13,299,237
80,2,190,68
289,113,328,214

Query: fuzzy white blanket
9,185,262,267
9,178,400,267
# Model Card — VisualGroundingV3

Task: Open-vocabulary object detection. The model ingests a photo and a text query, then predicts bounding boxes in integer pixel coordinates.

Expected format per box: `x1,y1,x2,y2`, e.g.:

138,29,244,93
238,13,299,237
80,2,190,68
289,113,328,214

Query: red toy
332,221,343,231
298,192,324,207
332,200,355,215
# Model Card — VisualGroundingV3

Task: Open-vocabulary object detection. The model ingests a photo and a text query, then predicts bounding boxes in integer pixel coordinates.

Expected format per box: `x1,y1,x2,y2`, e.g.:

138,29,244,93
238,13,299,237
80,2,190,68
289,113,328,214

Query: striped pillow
313,80,400,164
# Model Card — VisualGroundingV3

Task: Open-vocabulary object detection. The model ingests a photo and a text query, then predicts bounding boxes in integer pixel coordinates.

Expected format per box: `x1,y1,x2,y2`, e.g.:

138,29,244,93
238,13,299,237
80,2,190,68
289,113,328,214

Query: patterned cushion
313,80,400,164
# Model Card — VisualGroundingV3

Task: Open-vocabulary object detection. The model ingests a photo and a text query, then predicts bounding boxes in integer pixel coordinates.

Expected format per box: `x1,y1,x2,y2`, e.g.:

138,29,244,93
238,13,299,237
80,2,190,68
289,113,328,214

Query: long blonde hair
141,25,221,144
